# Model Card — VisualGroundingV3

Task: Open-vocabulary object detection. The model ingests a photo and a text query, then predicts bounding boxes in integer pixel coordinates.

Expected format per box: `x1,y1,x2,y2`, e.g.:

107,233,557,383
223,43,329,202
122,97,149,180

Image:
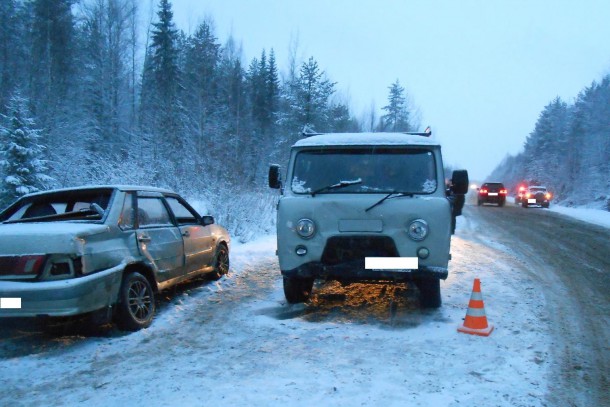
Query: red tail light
500,189,507,195
479,189,488,194
0,255,46,279
545,193,552,199
519,186,526,191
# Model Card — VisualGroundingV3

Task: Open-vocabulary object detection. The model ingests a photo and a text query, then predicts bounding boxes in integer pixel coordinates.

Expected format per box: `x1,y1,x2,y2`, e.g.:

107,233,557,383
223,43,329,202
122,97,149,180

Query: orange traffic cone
458,278,494,336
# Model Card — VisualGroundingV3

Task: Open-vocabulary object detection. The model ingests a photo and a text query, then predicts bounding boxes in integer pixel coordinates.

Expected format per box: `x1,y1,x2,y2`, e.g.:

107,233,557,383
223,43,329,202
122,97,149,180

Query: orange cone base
458,324,494,337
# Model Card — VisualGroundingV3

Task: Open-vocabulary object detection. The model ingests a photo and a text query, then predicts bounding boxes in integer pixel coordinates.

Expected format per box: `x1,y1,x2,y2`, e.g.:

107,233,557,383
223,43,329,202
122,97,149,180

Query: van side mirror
451,170,469,195
269,164,282,189
200,215,215,226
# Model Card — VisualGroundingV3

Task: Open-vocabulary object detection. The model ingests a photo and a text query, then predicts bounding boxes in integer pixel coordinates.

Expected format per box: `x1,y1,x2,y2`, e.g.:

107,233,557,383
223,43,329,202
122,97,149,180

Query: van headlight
408,219,428,241
296,218,316,239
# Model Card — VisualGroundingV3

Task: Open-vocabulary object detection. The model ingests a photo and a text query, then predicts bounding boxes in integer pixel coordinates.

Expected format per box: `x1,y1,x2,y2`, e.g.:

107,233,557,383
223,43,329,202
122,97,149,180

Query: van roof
293,132,441,148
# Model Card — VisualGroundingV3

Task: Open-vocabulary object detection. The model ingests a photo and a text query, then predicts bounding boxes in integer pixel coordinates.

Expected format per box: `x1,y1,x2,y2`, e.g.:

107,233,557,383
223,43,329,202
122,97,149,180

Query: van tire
283,277,314,303
416,278,441,308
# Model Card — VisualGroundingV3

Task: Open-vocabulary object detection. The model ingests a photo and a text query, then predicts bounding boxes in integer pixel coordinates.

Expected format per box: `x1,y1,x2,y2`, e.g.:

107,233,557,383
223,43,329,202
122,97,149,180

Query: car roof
293,132,441,148
22,185,176,198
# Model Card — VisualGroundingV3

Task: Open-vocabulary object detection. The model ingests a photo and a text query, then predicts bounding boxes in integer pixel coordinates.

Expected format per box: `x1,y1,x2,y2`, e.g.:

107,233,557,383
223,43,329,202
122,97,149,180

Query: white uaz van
269,131,468,307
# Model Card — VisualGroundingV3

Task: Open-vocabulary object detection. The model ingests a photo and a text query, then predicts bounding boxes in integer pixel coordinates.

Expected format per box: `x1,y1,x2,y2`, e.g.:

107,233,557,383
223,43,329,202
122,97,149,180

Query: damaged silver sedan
0,186,230,330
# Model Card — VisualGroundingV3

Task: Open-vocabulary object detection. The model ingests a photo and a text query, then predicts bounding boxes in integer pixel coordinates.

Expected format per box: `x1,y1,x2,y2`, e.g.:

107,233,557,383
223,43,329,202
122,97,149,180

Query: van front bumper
281,260,448,282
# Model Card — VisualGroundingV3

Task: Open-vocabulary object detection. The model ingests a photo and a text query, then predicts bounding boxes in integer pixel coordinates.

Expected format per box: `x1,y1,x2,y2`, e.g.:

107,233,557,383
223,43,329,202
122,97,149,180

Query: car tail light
519,186,526,191
526,193,531,198
0,255,46,279
479,189,488,194
500,189,507,195
545,193,552,199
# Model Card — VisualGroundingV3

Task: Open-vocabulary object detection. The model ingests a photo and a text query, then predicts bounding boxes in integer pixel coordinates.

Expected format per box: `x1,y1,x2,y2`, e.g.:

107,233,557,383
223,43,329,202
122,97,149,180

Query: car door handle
138,234,151,242
182,230,190,237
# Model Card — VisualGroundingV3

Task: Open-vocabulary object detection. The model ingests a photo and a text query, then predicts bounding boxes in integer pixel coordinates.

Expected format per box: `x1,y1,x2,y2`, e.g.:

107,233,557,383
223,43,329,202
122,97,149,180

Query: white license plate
488,192,498,196
528,198,536,203
365,257,418,270
0,298,21,309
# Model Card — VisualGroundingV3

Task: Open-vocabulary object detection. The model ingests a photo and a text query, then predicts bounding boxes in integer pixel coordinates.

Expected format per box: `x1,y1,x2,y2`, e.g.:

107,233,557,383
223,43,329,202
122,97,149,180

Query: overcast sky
165,0,610,180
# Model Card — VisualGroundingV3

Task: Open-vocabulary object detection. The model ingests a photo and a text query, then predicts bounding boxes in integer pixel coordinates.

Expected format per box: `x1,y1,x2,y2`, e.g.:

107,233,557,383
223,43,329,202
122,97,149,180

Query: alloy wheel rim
217,249,229,275
127,280,152,321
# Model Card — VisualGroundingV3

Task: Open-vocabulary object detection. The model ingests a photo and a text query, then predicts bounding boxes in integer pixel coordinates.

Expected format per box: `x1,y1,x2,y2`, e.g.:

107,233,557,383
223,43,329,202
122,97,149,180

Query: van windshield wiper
365,191,414,212
311,178,362,197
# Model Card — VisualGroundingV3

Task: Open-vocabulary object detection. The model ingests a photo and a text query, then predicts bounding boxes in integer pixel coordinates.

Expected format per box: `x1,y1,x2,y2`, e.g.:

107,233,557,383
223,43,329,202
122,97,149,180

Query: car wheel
498,200,505,207
522,201,528,208
477,200,482,206
283,277,314,303
543,203,550,208
210,243,230,280
416,278,441,308
115,271,156,331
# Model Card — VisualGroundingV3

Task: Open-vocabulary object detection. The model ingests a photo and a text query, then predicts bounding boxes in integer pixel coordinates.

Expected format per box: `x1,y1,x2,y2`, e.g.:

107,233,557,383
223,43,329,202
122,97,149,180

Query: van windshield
291,148,437,194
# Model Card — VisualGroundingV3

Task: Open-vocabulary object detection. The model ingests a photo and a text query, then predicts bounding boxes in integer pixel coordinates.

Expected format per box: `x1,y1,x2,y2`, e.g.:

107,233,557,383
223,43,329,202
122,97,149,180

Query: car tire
543,203,550,208
477,200,482,206
522,201,528,208
498,200,505,207
210,243,230,280
283,277,314,303
416,278,441,308
115,271,156,331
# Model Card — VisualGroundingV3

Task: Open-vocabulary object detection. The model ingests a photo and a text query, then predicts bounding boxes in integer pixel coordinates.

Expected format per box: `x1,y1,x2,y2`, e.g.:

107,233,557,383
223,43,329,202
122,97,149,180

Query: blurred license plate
528,198,536,203
488,192,498,196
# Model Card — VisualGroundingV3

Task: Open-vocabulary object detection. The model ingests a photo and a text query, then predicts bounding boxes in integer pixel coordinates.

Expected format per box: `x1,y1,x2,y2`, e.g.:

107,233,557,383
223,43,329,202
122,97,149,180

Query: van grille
321,236,398,266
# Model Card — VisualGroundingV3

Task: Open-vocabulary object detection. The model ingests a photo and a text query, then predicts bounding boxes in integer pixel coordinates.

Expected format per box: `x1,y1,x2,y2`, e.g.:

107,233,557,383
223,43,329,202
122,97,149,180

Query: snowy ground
0,204,607,406
509,196,610,228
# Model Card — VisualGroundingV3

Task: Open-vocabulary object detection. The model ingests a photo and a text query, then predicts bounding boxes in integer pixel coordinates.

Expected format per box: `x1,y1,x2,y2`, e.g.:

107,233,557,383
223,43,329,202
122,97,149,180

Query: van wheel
283,277,314,303
115,271,156,331
416,278,441,308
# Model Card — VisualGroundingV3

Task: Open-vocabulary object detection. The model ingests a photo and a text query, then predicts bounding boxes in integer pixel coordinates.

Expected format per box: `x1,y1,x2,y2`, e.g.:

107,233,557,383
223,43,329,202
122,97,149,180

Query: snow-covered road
1,205,607,406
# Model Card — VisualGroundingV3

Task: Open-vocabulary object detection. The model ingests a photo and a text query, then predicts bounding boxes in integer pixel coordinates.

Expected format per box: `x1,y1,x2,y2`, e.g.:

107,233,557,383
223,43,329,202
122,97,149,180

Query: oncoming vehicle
522,186,552,208
515,184,528,204
0,186,230,331
477,182,507,206
269,131,469,308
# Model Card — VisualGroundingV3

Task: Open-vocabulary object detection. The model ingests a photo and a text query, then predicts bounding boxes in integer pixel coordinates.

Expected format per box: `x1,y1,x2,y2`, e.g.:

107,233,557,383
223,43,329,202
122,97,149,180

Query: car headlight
296,218,316,239
408,219,429,241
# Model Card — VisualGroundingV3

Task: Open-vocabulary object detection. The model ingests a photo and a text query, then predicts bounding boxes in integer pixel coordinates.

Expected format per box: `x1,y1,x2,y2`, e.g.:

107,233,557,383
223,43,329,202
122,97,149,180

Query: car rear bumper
0,263,124,317
282,260,448,282
479,196,506,204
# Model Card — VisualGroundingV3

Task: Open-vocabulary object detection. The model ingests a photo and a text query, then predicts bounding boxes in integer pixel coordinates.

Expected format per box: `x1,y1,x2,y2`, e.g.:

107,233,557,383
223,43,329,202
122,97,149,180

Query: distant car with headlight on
477,182,507,207
522,186,552,208
0,185,230,331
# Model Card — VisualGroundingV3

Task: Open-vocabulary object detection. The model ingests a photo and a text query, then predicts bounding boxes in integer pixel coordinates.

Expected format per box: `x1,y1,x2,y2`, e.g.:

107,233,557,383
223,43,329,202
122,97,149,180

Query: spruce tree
381,79,411,132
292,57,335,132
0,92,53,207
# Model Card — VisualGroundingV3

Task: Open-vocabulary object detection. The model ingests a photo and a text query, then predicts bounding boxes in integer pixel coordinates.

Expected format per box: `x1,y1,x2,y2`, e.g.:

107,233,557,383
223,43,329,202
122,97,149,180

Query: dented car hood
0,222,109,254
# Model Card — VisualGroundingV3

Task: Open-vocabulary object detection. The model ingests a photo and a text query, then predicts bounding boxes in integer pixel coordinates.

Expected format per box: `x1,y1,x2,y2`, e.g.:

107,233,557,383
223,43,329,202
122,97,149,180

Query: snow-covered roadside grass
507,196,610,229
548,205,610,228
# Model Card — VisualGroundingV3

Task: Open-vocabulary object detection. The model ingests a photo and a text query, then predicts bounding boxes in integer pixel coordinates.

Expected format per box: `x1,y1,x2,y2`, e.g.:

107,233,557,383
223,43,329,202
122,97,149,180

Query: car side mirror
451,170,469,195
269,164,282,189
201,215,215,226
